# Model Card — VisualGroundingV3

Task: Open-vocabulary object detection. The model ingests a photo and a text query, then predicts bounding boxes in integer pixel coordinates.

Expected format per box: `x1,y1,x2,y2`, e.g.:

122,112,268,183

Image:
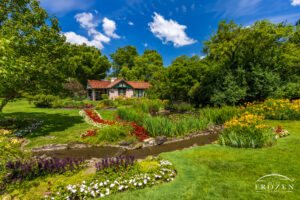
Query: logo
255,174,294,193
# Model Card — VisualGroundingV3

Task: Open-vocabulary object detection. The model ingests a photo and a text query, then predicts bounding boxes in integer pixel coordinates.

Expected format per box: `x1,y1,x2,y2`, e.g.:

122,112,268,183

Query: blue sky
40,0,300,66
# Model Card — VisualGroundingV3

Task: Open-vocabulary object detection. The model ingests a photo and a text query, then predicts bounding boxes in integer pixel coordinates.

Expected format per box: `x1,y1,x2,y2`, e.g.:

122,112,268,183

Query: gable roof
87,79,152,89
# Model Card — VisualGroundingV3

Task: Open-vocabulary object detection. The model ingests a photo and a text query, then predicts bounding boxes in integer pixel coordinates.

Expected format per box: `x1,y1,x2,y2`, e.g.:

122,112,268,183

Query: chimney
111,77,117,83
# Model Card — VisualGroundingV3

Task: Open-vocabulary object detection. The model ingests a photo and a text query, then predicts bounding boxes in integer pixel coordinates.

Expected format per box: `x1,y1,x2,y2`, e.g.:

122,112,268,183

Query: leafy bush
219,112,276,148
101,94,109,100
199,106,239,124
133,99,164,114
143,116,209,137
102,99,114,107
164,101,195,112
33,94,60,108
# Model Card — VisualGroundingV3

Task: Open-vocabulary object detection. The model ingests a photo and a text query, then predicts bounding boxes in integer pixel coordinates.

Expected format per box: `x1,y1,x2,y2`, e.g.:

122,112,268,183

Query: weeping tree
0,0,69,112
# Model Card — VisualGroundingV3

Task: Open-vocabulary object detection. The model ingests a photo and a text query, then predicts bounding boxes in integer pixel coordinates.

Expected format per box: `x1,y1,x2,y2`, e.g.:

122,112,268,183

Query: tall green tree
199,20,300,105
120,49,164,81
110,45,138,77
0,0,68,112
67,44,111,87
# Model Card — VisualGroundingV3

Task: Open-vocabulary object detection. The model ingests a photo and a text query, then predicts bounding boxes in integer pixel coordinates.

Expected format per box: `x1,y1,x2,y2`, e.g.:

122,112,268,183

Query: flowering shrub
219,112,276,148
274,125,290,138
81,129,98,139
44,158,176,200
95,156,135,172
243,99,300,120
3,157,85,186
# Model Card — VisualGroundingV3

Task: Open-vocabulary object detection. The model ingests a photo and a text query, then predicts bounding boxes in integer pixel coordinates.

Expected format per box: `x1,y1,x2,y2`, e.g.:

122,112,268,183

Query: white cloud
191,3,195,10
63,32,104,49
75,12,98,29
200,55,206,59
148,12,196,47
144,43,148,47
128,21,134,26
102,17,120,39
64,12,121,49
291,0,300,6
214,0,262,17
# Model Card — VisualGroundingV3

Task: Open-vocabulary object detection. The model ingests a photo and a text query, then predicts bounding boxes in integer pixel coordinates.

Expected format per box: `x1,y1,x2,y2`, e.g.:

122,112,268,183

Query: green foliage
117,108,145,124
81,125,130,144
102,99,114,107
142,116,209,137
66,44,111,87
219,126,276,148
199,106,239,124
32,94,60,108
164,102,195,112
0,0,69,112
101,94,109,100
137,160,160,173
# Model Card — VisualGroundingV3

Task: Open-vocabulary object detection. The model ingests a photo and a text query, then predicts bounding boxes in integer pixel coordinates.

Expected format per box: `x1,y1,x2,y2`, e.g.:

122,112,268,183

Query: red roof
88,79,152,89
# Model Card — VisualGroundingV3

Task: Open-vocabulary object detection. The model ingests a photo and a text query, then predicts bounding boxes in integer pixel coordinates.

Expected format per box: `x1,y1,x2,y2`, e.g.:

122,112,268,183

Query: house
87,78,152,100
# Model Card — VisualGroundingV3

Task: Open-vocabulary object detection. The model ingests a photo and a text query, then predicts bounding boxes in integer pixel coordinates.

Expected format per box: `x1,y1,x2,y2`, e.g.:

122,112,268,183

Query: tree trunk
0,97,11,113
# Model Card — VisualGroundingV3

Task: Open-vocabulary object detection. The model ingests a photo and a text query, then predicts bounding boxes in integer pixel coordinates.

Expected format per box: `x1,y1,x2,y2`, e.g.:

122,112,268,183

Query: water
35,133,218,160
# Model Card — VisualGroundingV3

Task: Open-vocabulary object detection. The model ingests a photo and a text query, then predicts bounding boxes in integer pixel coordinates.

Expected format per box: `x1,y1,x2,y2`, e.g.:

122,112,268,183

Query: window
118,88,126,96
110,89,114,93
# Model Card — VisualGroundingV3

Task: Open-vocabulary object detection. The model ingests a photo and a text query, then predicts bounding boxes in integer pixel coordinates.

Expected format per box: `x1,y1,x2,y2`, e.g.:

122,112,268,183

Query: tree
66,44,111,87
0,0,68,112
110,45,138,77
121,49,164,81
296,19,300,26
200,20,300,105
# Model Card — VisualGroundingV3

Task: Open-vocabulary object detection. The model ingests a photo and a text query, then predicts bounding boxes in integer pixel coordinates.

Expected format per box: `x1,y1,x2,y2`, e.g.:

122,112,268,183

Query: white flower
144,180,147,184
118,185,124,190
100,193,105,197
138,183,142,186
99,182,103,187
134,182,137,186
110,183,115,188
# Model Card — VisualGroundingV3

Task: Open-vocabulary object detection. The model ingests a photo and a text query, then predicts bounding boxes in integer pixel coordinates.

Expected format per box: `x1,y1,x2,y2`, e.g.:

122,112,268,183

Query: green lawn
1,101,299,199
1,100,116,148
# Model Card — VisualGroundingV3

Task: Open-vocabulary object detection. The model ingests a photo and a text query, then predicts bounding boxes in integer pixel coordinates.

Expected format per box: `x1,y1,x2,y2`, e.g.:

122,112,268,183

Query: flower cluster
45,159,175,200
242,99,300,120
224,112,265,128
274,125,290,138
130,122,149,141
95,156,135,172
81,129,98,139
65,104,93,109
4,157,85,186
79,109,121,128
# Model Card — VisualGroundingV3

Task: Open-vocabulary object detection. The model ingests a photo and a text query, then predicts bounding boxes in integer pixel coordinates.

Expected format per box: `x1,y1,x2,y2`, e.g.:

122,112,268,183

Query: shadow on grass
0,112,83,138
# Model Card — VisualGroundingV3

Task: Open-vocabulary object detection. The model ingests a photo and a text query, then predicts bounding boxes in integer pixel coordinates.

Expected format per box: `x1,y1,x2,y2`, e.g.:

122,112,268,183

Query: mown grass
103,120,300,200
1,100,115,148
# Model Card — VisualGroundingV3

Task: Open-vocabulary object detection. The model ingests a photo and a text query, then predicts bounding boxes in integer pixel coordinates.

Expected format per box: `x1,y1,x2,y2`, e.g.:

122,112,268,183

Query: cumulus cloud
75,12,98,29
64,12,120,49
291,0,300,6
144,43,148,47
64,32,104,49
128,21,134,26
102,17,120,38
148,12,196,47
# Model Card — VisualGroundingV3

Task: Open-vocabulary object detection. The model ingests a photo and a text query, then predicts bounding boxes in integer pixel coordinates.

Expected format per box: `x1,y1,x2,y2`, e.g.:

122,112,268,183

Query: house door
118,88,126,96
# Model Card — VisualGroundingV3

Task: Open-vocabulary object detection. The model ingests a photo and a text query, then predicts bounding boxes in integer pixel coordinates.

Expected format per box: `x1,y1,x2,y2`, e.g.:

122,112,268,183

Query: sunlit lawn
1,100,115,149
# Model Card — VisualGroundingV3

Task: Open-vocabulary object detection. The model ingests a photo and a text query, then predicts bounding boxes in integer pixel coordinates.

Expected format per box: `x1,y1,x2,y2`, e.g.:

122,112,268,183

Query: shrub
219,112,276,148
101,94,109,100
164,101,195,112
33,94,60,108
102,99,114,107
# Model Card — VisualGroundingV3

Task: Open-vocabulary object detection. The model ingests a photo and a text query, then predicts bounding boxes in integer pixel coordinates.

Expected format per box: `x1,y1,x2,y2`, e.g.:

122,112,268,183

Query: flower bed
219,112,277,148
274,125,290,138
79,109,149,142
44,158,176,200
